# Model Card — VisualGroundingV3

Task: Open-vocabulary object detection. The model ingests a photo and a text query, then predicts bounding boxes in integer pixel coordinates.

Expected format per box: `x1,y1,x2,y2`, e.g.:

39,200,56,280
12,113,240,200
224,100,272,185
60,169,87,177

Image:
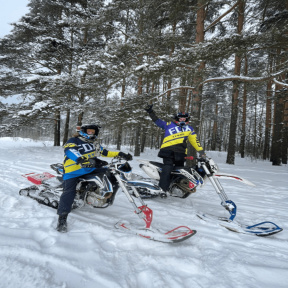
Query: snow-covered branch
204,1,241,32
201,69,288,86
155,86,196,100
273,79,288,88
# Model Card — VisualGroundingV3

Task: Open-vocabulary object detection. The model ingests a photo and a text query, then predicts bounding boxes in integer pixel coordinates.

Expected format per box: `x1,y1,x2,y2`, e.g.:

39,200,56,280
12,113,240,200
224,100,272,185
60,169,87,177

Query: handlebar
185,156,209,163
185,156,194,160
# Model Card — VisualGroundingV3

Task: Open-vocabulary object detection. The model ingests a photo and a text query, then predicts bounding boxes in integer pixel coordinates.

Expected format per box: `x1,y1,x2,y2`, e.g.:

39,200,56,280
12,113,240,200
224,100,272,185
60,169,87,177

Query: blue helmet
79,124,100,140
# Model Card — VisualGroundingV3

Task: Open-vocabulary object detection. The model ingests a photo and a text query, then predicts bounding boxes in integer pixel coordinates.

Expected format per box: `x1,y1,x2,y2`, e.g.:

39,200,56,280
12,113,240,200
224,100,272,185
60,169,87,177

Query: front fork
201,162,237,221
112,172,153,228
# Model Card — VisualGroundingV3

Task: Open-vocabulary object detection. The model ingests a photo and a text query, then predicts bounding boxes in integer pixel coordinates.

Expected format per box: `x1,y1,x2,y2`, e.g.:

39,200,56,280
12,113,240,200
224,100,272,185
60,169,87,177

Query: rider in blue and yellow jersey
144,104,206,195
56,124,132,233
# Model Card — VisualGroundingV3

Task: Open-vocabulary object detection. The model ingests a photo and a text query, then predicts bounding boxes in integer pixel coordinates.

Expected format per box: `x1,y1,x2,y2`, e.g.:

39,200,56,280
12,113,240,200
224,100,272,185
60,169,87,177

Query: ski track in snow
0,137,287,288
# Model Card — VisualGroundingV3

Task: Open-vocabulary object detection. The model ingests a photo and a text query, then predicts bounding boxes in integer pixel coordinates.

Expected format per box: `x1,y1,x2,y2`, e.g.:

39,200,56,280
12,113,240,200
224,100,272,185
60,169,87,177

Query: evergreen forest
0,0,287,165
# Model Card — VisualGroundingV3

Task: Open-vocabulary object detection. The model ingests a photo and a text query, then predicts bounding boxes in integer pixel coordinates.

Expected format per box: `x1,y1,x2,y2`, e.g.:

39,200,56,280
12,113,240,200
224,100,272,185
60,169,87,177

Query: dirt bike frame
109,157,153,228
199,159,237,221
138,157,242,220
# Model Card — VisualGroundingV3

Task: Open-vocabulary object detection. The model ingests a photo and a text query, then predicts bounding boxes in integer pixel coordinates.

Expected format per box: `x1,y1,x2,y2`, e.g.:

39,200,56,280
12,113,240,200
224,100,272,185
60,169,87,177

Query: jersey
62,137,119,180
154,119,204,154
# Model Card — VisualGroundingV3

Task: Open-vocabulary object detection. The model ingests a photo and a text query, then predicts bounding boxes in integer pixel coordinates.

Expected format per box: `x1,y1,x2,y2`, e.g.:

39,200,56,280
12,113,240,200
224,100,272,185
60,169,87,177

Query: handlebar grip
185,156,194,160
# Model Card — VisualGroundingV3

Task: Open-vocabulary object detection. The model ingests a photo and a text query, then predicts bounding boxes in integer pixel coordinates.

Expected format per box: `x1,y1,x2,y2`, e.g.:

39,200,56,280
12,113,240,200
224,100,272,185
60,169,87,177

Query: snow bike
137,157,283,237
19,156,196,243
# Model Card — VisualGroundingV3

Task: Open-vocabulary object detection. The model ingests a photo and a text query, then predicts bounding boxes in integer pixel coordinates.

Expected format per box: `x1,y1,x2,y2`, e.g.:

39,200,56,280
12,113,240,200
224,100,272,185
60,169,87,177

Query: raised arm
144,103,159,122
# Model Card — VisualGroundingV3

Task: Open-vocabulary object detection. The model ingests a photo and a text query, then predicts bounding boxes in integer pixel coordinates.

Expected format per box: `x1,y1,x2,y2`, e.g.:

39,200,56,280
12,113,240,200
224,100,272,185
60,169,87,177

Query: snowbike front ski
197,213,283,236
115,220,196,243
197,158,283,236
114,179,196,243
115,204,196,243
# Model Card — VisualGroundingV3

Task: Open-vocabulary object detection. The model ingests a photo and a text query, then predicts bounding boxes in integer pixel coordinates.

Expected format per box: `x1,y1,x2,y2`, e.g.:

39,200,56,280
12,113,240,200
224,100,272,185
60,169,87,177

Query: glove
76,156,95,168
94,158,108,167
77,157,109,168
198,150,207,161
76,156,89,166
118,152,133,161
144,103,153,113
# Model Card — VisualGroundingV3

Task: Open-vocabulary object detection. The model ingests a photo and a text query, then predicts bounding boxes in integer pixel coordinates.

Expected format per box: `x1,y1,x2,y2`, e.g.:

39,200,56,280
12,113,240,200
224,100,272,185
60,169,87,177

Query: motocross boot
56,214,68,233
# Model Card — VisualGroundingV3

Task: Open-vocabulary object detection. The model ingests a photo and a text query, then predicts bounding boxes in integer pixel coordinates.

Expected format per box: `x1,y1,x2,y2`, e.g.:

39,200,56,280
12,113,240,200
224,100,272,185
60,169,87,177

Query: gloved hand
76,156,96,168
94,158,108,167
118,152,133,161
76,156,89,166
77,157,109,168
144,103,153,113
198,150,207,161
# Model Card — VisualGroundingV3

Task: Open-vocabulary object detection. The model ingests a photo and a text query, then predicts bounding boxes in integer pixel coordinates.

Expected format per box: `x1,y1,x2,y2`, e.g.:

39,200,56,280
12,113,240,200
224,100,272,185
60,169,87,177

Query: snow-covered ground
0,137,287,288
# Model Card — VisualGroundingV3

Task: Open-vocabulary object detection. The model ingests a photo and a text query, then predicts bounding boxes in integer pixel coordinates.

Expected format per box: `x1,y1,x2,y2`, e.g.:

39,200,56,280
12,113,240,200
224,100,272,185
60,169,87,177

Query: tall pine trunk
134,124,141,156
187,0,206,167
54,109,61,146
263,78,272,160
117,79,126,150
282,91,288,164
270,90,284,165
141,126,147,153
226,0,244,164
239,55,248,158
226,81,240,164
192,0,206,132
62,108,70,145
211,102,218,151
270,48,285,165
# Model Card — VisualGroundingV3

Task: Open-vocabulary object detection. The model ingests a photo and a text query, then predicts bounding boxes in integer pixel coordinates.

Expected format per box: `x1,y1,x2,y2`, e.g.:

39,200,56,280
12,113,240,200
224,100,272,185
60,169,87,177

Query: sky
0,0,30,104
0,0,30,38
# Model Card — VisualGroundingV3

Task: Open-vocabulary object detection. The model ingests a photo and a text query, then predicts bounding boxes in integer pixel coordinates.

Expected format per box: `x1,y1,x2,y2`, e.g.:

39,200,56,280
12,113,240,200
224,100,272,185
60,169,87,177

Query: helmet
174,112,190,126
79,124,101,140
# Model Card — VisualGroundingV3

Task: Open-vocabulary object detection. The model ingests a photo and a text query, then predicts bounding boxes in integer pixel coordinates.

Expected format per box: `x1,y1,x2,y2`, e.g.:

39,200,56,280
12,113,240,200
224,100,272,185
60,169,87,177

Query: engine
77,177,113,208
86,191,109,207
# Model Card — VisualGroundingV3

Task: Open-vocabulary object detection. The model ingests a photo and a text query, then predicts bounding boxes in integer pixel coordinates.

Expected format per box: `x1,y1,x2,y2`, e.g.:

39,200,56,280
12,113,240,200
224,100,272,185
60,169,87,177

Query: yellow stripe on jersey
162,131,191,143
160,131,189,149
64,158,80,173
160,131,204,152
63,151,97,173
64,143,78,149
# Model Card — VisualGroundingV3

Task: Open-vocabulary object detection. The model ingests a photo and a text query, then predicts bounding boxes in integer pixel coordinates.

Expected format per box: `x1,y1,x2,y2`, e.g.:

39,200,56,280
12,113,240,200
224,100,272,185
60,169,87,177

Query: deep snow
0,137,287,288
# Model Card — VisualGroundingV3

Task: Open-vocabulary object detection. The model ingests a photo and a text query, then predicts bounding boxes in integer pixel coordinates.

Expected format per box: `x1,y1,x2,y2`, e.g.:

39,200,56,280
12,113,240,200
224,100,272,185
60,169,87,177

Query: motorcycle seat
149,161,164,168
149,161,193,172
173,166,190,170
